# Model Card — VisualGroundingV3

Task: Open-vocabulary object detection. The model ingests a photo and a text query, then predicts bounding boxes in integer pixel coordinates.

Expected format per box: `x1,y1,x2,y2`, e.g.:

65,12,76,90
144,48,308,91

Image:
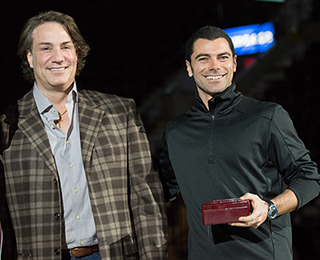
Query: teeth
206,75,223,79
51,68,65,71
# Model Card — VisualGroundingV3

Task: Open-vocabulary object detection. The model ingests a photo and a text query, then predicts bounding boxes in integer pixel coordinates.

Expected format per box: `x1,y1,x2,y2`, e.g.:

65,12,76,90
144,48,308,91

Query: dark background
0,0,304,106
1,0,320,259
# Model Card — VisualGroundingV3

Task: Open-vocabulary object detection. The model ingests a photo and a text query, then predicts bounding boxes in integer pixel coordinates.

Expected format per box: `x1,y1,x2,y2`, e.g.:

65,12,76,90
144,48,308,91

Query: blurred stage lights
223,22,275,56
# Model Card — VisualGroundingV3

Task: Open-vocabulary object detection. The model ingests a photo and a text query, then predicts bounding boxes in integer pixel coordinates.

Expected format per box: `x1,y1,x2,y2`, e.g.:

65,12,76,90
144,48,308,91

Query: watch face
269,204,278,220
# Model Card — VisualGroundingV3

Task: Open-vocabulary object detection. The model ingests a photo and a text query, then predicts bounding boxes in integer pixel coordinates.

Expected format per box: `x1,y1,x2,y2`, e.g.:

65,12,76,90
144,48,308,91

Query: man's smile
204,74,225,80
49,67,67,71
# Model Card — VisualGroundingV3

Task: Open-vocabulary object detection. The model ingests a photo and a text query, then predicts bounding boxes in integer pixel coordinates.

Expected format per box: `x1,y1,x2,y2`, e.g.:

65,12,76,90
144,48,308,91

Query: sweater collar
196,83,242,114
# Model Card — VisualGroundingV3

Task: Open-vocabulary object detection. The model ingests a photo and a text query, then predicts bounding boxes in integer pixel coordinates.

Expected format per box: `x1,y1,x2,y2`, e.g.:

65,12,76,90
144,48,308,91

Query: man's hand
229,193,268,229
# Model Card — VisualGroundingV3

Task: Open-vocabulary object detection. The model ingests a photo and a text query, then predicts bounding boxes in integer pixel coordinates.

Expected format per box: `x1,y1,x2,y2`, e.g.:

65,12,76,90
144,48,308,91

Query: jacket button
54,249,60,255
54,213,60,219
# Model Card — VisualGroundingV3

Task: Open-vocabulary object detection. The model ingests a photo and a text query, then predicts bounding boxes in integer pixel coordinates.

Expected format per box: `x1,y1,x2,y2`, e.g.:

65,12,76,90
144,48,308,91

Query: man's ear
26,50,33,68
186,60,193,77
233,55,237,73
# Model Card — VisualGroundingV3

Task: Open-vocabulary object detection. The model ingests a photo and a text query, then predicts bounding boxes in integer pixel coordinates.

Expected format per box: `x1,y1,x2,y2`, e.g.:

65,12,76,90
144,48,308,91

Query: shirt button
51,125,55,129
54,249,60,255
80,241,85,245
74,188,78,193
66,140,70,144
54,213,60,220
77,215,80,220
69,163,74,168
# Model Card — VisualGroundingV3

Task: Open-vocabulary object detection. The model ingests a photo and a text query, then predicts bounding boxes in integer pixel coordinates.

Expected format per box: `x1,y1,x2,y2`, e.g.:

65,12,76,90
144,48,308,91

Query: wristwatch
266,200,278,220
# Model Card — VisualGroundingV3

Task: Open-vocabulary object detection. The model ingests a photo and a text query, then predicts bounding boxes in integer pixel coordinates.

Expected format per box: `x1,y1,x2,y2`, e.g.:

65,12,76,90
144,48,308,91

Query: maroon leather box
202,198,250,225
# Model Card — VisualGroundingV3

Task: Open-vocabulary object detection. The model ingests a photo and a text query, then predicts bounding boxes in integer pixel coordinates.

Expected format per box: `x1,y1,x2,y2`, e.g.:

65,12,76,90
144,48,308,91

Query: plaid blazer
0,88,168,259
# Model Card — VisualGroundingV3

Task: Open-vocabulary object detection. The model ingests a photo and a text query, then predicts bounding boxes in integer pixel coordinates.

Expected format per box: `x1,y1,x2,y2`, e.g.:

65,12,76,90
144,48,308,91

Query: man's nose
52,49,64,62
208,58,220,70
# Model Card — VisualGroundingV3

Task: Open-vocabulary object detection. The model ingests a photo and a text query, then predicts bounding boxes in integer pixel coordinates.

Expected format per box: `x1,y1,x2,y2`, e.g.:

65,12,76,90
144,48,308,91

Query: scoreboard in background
223,23,275,56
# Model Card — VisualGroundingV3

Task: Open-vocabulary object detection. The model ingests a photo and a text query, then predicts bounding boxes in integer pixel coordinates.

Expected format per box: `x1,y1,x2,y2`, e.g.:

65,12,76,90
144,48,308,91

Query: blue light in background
223,23,275,56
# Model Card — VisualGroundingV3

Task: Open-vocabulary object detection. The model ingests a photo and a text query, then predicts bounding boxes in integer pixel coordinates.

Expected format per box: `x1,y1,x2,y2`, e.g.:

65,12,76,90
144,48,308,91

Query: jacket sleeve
127,99,168,259
158,127,180,202
0,160,17,260
268,105,320,209
0,111,17,259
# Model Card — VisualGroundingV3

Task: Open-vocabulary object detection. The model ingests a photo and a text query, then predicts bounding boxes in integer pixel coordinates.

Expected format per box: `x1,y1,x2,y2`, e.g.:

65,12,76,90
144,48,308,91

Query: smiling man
158,26,320,259
0,11,168,260
186,37,236,106
27,22,78,98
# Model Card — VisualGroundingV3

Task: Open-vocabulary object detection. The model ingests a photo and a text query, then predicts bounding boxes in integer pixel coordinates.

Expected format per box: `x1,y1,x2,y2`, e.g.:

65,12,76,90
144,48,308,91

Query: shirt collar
33,81,78,114
196,83,242,114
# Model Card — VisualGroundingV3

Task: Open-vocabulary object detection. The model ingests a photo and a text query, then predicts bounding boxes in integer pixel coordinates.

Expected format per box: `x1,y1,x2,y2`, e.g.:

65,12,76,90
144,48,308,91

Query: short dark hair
185,26,235,62
17,10,90,83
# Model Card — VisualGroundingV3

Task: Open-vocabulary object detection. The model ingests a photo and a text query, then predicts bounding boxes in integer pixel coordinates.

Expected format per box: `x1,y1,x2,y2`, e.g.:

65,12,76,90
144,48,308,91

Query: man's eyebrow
218,52,232,57
61,41,72,45
194,53,210,60
194,52,232,60
38,42,52,46
38,41,72,46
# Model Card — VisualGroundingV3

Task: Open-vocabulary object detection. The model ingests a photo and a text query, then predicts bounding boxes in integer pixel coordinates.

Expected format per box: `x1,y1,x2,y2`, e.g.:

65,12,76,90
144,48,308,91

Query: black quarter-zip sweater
159,83,320,260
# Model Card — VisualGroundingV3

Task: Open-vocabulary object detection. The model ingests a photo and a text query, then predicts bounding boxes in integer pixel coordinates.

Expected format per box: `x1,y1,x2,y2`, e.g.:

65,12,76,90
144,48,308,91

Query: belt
63,244,99,258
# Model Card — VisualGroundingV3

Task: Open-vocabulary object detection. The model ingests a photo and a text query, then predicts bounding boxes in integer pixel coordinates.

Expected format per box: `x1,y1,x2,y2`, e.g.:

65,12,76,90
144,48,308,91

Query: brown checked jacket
0,88,168,259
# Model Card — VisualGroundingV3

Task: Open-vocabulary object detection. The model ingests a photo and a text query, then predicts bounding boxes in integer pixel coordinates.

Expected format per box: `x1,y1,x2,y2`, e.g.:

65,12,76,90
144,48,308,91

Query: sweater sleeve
268,105,320,209
158,128,180,202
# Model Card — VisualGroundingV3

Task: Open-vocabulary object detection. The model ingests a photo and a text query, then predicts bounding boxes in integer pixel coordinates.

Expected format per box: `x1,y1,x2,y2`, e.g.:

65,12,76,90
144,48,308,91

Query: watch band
266,199,278,220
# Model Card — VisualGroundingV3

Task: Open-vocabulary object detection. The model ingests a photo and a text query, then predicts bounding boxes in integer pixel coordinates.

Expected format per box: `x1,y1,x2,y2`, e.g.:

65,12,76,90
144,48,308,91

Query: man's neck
36,82,74,108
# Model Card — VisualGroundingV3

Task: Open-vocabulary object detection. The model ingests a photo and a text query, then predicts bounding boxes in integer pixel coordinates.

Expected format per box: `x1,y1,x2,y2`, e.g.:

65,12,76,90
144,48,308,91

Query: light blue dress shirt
33,82,98,249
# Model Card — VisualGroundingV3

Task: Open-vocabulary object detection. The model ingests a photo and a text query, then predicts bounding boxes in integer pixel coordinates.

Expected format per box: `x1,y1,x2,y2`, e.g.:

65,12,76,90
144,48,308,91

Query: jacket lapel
17,90,105,175
17,90,57,175
77,92,105,170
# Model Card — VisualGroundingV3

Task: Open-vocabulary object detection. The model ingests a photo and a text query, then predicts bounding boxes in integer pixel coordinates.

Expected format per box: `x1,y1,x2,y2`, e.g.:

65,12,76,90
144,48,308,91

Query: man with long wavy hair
0,11,168,260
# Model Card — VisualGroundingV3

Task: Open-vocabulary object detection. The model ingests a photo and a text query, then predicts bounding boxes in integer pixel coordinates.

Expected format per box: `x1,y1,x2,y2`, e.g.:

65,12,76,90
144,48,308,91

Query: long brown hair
17,11,90,83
